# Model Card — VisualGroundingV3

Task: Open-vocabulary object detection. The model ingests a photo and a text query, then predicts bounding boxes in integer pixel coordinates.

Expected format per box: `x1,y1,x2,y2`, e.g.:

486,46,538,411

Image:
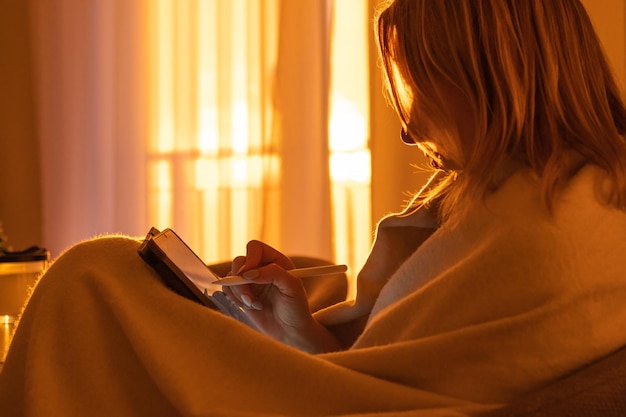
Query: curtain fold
30,0,334,262
30,0,149,257
263,0,333,260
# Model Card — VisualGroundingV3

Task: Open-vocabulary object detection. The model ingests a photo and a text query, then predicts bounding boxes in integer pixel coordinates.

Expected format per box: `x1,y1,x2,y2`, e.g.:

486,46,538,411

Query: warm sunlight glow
231,156,248,185
329,95,371,183
197,1,219,154
232,101,249,154
148,0,275,261
148,0,370,274
329,0,371,297
150,160,173,228
154,0,176,153
198,107,219,153
329,95,368,152
330,151,371,183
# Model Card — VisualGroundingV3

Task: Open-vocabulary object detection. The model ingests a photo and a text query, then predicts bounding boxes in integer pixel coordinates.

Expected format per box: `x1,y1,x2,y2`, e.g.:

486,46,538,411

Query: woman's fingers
224,240,307,329
236,240,295,274
223,263,308,315
222,281,264,310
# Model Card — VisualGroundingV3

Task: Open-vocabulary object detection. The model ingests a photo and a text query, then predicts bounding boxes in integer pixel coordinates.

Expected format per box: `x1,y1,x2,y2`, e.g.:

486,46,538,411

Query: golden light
328,0,371,297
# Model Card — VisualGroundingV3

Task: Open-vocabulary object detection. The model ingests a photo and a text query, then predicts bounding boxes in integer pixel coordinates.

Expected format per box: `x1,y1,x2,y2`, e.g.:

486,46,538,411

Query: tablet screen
150,229,223,297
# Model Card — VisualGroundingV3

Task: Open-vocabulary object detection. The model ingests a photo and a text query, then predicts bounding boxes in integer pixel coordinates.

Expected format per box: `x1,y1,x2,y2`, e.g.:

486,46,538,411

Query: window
148,0,279,261
147,0,371,290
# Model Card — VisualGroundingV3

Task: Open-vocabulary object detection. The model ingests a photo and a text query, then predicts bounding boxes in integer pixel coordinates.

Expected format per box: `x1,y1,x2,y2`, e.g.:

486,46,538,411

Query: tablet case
138,227,257,328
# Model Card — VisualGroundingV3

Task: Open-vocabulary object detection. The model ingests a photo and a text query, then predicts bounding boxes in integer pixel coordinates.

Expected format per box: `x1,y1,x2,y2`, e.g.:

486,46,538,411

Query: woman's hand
222,240,342,353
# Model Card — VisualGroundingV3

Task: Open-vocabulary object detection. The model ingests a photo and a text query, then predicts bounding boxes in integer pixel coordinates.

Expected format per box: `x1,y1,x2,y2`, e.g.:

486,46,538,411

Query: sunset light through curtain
148,0,372,282
31,0,372,284
329,0,371,294
147,0,281,262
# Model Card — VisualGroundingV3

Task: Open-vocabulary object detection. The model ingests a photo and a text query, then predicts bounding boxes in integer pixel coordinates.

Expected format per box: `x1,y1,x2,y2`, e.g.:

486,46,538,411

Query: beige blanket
1,164,626,416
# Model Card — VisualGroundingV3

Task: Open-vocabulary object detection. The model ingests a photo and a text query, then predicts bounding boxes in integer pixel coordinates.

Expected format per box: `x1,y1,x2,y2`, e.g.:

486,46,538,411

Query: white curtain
29,0,337,263
29,0,150,257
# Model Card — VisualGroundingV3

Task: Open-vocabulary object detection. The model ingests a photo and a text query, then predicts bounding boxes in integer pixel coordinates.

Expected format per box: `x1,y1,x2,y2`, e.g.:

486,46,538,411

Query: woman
2,0,626,415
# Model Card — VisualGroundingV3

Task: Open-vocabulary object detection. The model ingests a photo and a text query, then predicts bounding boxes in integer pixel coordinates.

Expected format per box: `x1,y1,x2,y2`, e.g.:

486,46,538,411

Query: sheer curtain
29,0,150,257
146,0,334,263
30,0,369,280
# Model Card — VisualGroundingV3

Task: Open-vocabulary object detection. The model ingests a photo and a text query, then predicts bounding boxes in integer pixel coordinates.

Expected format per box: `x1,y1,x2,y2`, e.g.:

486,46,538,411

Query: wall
582,0,626,94
0,0,42,251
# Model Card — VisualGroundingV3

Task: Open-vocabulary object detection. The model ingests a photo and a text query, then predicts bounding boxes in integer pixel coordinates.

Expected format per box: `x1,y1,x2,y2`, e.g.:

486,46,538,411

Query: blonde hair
376,0,626,219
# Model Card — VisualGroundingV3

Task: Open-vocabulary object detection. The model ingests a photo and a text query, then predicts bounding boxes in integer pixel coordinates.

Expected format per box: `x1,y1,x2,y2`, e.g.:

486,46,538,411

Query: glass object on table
0,247,49,363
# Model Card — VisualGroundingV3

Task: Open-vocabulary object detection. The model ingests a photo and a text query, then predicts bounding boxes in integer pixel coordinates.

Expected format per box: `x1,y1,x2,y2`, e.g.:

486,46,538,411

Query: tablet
138,227,257,328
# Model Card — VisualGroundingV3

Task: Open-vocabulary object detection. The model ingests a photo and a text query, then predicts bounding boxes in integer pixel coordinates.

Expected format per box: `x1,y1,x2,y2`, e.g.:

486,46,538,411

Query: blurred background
0,0,624,291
